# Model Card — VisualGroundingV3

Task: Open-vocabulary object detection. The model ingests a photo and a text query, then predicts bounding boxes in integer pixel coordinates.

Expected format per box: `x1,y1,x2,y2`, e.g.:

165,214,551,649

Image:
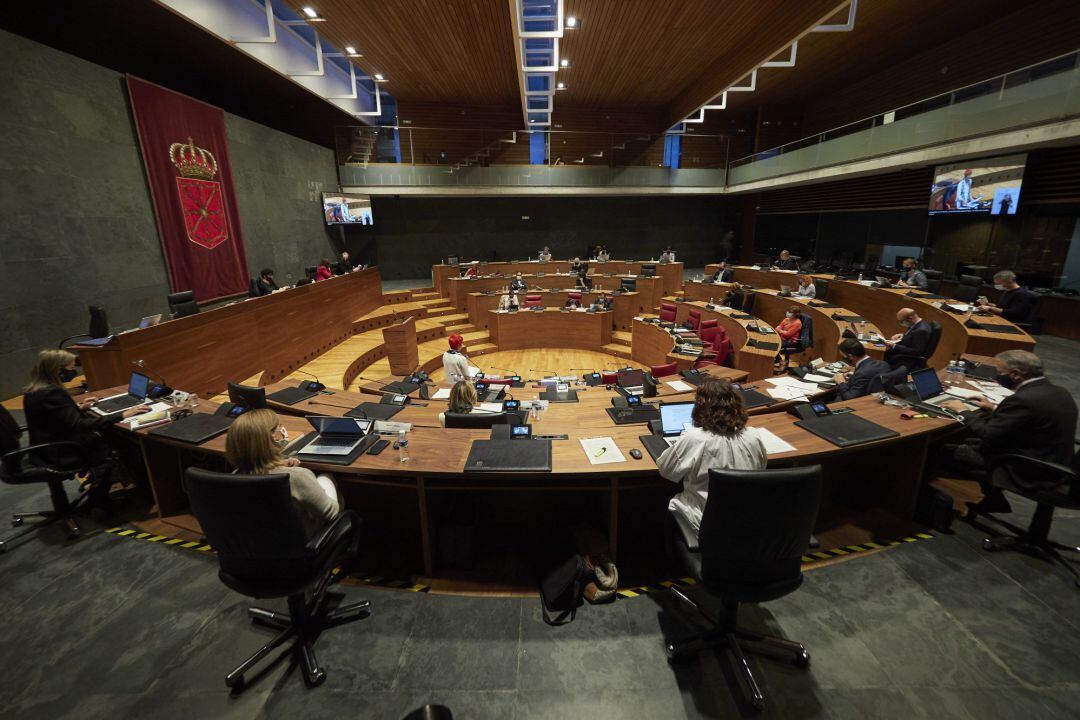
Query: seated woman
438,381,478,427
225,409,340,538
23,349,150,515
656,378,767,537
315,258,333,281
794,275,816,298
776,306,803,363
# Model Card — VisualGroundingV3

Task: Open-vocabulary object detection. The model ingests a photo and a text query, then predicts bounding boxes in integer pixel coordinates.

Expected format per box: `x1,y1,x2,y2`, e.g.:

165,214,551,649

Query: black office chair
742,291,756,314
666,466,821,711
228,381,268,410
168,290,200,318
444,411,517,429
305,266,318,280
887,320,942,371
184,467,369,691
402,706,453,720
922,269,943,294
248,278,260,298
971,445,1080,588
953,275,983,303
867,365,910,394
1013,293,1043,335
780,313,814,369
812,278,829,302
0,406,93,551
620,278,637,292
59,305,110,348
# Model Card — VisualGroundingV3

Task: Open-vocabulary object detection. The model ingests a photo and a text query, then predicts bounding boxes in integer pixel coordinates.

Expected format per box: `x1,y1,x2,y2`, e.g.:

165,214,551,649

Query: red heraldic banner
126,76,249,302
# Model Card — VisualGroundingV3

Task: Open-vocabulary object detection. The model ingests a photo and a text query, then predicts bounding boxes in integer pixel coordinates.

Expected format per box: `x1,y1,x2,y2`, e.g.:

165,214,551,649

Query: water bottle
857,273,863,282
398,430,409,462
944,361,959,388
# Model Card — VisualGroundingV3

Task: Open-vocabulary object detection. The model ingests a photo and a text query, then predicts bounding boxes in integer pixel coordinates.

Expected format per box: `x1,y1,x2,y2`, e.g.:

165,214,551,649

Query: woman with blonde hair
225,409,341,538
23,348,149,517
794,275,816,298
438,381,478,427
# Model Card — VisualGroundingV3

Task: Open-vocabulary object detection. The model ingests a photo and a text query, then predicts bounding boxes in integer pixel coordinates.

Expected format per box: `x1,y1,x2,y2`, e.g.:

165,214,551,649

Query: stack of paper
431,388,451,400
477,402,505,414
579,437,626,465
666,380,694,393
755,428,796,455
803,373,835,384
764,376,822,402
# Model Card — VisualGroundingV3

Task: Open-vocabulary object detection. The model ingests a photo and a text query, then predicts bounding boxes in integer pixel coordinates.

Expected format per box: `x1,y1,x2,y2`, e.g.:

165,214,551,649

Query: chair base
665,586,808,712
975,501,1080,589
226,594,371,693
0,483,89,553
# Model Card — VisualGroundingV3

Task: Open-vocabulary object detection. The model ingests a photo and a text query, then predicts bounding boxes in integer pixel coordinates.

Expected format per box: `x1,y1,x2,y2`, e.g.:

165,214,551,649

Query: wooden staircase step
602,343,633,360
612,331,633,343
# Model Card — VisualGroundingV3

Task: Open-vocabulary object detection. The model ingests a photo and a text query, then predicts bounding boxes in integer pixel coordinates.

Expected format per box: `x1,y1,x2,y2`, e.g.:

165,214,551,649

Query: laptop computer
658,401,695,443
296,416,374,456
910,367,974,409
92,372,151,415
875,275,894,287
138,314,163,329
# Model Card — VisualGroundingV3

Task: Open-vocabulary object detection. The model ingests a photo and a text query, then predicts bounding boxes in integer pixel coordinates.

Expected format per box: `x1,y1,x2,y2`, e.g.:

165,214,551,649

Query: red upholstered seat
694,335,732,370
699,319,719,345
650,362,678,378
659,302,677,322
601,371,619,385
687,309,702,331
524,294,543,308
481,378,514,386
568,292,582,302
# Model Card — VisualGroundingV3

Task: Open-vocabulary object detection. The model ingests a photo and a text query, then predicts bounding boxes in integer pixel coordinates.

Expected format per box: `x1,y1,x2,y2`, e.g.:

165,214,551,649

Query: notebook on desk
747,339,779,351
148,413,233,444
266,386,318,406
346,403,405,421
540,389,579,403
606,406,660,425
794,413,899,448
639,434,674,461
465,439,552,472
381,380,421,395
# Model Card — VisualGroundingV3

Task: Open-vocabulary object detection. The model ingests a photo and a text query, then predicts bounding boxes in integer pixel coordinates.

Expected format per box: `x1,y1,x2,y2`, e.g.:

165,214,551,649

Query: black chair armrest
990,453,1076,480
3,441,90,475
305,509,361,555
670,509,700,552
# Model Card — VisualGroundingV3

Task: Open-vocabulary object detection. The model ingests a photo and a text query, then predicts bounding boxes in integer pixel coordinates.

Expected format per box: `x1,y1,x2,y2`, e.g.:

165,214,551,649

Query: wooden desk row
703,265,1034,367
447,273,663,313
75,268,385,398
466,289,637,331
433,259,683,297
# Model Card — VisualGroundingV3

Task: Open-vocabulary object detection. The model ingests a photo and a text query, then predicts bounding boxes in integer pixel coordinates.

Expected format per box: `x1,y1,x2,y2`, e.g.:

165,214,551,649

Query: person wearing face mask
510,272,528,294
895,259,928,290
832,339,891,400
442,334,470,383
976,270,1038,324
22,349,150,518
938,350,1077,514
775,306,803,364
225,409,341,538
883,308,931,369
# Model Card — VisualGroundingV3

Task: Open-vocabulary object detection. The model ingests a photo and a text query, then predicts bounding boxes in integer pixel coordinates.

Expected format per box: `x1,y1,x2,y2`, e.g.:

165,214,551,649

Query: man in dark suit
711,261,733,284
255,268,279,296
832,339,891,400
883,308,932,368
940,350,1077,513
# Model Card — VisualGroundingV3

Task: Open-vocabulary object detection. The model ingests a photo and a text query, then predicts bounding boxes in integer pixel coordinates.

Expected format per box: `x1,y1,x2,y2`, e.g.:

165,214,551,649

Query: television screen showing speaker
323,192,373,225
928,154,1026,215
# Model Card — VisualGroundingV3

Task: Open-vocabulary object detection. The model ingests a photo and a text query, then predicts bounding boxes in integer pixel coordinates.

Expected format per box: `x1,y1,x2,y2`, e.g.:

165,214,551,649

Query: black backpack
540,555,589,626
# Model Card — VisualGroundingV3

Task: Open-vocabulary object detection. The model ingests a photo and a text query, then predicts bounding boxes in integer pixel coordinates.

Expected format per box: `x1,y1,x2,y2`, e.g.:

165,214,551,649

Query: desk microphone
307,400,356,411
530,369,556,378
132,359,173,398
294,368,325,391
489,367,519,376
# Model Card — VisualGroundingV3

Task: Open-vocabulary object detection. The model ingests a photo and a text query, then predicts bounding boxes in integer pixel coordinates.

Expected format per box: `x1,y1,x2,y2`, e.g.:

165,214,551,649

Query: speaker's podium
382,316,419,375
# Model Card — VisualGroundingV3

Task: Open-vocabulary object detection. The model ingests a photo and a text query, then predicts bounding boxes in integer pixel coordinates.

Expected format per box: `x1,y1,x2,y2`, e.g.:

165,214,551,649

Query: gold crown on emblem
169,137,218,180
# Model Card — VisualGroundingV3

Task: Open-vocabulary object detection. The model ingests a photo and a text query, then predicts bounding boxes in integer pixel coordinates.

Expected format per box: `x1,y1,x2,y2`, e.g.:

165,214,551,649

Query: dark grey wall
0,29,339,398
370,195,735,279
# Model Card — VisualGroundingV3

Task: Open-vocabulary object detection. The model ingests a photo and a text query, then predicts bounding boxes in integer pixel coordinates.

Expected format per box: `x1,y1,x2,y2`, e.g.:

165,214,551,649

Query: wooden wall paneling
488,309,611,351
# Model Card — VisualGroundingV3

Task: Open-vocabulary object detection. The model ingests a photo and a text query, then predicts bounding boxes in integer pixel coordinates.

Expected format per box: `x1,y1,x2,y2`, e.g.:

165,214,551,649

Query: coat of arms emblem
169,137,229,249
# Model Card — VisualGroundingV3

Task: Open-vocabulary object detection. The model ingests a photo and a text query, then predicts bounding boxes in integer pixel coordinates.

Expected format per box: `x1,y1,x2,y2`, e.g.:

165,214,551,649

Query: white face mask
785,312,794,319
994,284,1005,291
273,427,289,449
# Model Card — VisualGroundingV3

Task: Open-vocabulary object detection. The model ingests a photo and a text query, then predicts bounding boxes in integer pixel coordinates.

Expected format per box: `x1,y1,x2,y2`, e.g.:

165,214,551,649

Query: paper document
802,373,835,384
766,376,822,394
766,386,809,402
122,402,172,428
666,380,695,393
945,387,982,400
755,428,796,455
946,303,972,313
431,388,451,400
579,437,627,465
477,402,505,414
466,365,482,378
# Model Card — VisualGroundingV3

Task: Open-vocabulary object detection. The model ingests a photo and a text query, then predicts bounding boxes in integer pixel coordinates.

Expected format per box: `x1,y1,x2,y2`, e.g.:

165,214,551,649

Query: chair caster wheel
982,538,996,551
793,649,811,668
11,518,23,527
308,667,327,687
226,674,245,693
64,519,80,539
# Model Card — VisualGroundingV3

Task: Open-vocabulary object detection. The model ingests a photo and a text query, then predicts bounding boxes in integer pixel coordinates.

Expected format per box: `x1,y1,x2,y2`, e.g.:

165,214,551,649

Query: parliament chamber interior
4,1,1080,718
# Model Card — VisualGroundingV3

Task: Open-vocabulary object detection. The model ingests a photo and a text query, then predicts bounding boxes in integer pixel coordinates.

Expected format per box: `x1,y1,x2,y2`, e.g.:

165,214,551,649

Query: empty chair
650,363,678,378
694,331,732,369
953,275,983,303
620,278,637,292
922,269,943,294
659,302,677,322
867,365,910,394
479,378,514,387
443,412,517,429
248,278,260,298
812,278,830,302
168,291,200,318
184,467,369,691
228,382,268,410
566,291,582,307
687,309,702,331
601,371,619,385
59,305,110,348
665,466,821,710
524,294,543,308
699,319,719,345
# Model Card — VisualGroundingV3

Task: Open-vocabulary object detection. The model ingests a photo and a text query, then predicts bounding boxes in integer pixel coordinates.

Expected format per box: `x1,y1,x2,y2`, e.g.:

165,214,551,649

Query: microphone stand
294,368,326,391
132,359,173,398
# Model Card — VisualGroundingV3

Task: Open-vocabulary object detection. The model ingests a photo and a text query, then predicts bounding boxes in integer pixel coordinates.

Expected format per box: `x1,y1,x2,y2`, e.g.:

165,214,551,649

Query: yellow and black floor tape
105,527,933,600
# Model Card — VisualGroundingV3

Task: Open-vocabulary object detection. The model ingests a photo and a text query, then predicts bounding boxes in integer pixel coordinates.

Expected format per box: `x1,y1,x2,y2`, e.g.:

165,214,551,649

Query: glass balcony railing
727,50,1080,186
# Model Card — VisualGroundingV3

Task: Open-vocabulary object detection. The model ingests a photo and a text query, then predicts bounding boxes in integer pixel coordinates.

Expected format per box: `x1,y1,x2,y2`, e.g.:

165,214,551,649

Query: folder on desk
978,324,1025,335
606,406,660,425
381,380,421,395
346,403,404,421
148,413,233,444
736,386,775,409
794,413,899,448
266,386,318,406
747,339,779,351
541,389,579,403
465,439,552,472
639,434,672,461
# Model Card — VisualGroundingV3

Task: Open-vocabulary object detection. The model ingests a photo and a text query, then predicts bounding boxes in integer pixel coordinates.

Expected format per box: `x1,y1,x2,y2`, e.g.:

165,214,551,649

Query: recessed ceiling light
560,58,570,68
302,6,317,18
345,46,357,55
556,82,566,90
566,16,579,29
374,73,386,82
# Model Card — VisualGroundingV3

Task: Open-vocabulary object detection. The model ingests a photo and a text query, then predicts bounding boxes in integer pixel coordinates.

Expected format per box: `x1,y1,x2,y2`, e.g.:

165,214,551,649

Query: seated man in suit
883,308,931,368
773,250,799,271
509,272,528,294
939,350,1078,513
711,261,733,284
589,292,613,311
832,339,891,400
255,268,279,296
976,270,1037,323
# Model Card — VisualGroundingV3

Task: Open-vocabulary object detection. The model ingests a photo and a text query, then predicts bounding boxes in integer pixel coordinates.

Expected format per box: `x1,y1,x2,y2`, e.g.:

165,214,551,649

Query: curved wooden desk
434,259,683,297
448,273,662,312
466,289,636,331
664,301,779,381
488,309,613,350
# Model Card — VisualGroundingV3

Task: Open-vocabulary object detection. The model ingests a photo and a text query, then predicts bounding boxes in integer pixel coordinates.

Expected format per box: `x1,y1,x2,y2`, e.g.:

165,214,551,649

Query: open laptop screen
305,416,372,437
659,402,694,436
128,372,150,398
910,368,943,401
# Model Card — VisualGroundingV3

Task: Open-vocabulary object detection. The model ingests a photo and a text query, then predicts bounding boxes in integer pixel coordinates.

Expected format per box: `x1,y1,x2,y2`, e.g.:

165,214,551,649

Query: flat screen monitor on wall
323,192,373,226
928,154,1026,216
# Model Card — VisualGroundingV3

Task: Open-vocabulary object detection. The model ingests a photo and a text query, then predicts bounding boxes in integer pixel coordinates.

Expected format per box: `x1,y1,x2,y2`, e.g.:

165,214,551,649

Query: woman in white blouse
656,378,767,537
794,275,816,299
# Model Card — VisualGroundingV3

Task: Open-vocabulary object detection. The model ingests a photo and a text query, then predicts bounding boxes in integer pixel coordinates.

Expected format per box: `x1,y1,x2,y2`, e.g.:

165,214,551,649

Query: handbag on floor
583,554,618,604
540,554,589,626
